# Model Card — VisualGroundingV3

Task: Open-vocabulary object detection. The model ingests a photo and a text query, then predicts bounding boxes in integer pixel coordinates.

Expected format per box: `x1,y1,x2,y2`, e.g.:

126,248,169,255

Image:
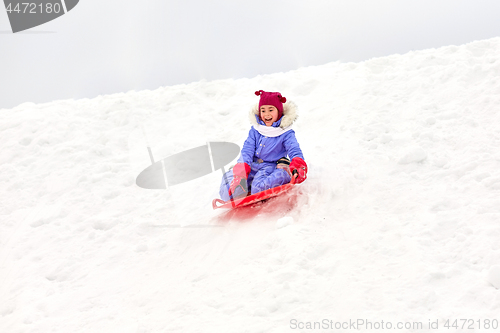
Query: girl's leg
219,169,235,201
250,165,291,195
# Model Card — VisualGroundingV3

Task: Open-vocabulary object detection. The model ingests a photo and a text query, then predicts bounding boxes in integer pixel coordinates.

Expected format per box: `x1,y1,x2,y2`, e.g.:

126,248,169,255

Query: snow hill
2,37,500,333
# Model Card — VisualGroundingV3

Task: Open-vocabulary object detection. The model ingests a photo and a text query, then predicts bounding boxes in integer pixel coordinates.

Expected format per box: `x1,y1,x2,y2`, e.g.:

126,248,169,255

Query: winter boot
276,157,292,178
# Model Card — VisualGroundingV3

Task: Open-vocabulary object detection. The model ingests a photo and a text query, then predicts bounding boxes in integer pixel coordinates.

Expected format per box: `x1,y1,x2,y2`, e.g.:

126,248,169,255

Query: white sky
1,0,500,109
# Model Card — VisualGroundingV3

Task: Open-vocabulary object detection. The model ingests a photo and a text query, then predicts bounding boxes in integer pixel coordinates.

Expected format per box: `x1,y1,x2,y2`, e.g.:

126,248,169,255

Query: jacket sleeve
237,128,257,165
283,130,304,161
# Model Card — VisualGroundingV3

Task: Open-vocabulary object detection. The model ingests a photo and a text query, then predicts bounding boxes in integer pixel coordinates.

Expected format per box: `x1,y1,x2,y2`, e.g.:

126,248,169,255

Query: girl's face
260,105,279,127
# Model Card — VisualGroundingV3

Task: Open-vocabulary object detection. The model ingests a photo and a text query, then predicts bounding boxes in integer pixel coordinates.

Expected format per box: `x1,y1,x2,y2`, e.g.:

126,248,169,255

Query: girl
219,90,307,201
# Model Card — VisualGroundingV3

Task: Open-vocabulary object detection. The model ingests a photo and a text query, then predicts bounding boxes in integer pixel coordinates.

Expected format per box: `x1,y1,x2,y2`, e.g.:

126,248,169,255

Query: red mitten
228,163,251,197
232,163,251,178
290,157,308,183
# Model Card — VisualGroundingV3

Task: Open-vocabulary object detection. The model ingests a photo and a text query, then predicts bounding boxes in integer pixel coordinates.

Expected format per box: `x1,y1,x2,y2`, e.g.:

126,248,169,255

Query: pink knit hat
255,90,287,120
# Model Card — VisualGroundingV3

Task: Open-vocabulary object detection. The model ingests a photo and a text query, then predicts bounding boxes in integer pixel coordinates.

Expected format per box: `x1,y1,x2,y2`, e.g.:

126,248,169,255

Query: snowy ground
2,37,500,333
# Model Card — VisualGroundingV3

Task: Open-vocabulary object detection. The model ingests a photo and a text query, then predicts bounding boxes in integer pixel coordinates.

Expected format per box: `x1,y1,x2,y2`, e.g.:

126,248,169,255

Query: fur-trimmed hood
249,100,298,129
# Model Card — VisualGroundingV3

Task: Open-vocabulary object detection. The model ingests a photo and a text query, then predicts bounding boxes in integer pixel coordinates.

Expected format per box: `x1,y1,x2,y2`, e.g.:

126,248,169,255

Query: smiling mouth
264,118,272,122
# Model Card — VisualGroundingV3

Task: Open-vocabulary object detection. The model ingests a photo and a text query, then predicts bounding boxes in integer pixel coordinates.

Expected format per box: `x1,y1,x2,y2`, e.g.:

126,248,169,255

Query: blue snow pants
219,162,291,201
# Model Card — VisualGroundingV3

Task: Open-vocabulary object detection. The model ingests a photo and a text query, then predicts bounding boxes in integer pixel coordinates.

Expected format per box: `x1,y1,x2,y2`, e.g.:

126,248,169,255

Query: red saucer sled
212,172,298,210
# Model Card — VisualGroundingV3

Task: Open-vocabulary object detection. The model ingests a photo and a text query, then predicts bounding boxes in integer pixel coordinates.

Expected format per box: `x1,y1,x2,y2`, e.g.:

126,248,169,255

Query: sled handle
212,198,225,209
290,170,298,185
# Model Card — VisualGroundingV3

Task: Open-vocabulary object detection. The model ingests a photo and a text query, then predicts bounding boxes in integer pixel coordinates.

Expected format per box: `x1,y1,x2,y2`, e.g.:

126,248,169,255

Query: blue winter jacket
237,115,304,167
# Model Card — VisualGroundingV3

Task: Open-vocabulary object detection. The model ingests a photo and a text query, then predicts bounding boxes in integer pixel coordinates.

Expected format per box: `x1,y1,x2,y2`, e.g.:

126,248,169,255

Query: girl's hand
232,163,251,178
290,157,308,183
227,162,251,198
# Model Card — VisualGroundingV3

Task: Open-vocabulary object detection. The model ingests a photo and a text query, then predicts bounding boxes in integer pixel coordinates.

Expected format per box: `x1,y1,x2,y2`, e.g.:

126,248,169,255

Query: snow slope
2,38,500,332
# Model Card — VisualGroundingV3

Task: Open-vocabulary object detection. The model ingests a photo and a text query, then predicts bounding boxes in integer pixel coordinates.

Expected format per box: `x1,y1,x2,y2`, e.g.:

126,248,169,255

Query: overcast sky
1,0,500,109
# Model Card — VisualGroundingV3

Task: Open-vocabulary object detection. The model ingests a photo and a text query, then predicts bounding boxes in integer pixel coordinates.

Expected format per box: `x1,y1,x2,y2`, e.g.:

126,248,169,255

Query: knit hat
255,90,287,121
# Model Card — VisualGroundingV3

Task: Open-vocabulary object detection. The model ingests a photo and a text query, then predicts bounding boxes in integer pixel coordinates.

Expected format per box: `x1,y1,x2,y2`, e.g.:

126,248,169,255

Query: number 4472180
6,2,62,14
444,319,498,330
